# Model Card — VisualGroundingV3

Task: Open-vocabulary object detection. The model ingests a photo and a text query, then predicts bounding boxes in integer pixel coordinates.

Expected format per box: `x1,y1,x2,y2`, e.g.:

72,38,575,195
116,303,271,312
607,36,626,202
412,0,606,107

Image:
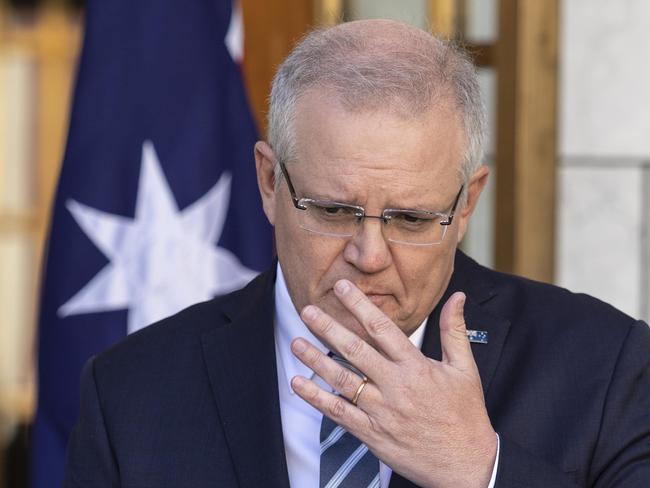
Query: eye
389,211,437,229
401,213,422,223
324,206,342,214
394,212,430,222
308,202,358,220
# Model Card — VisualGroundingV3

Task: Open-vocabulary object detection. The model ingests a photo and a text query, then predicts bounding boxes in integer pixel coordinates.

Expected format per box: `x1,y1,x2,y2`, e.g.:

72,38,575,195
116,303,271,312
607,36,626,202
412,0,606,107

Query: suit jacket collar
200,251,511,488
421,250,511,394
200,265,291,488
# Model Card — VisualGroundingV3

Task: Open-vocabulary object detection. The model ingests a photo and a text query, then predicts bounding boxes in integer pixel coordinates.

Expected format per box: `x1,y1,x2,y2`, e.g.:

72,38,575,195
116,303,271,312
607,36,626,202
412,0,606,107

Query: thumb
439,291,475,370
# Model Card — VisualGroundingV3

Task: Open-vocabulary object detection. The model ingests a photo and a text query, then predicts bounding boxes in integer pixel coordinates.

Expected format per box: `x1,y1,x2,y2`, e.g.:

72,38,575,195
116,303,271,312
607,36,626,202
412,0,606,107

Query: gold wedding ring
351,376,368,406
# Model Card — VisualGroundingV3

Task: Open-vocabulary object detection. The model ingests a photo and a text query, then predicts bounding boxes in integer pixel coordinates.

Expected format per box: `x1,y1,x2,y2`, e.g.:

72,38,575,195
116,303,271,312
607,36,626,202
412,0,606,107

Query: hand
290,279,497,488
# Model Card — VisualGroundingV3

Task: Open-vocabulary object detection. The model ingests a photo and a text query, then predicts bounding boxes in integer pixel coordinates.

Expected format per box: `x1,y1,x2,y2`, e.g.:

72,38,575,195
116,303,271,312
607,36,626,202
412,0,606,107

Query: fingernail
302,305,318,321
292,338,307,353
335,280,350,294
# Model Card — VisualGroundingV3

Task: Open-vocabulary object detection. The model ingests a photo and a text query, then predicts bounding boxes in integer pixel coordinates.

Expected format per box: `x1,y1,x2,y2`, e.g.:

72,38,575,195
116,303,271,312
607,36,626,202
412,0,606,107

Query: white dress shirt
274,263,499,488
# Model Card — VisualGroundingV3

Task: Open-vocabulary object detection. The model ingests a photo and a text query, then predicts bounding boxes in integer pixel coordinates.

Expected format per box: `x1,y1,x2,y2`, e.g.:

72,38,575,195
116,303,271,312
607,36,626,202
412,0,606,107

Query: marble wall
345,0,427,28
560,0,650,156
557,0,650,322
556,159,650,321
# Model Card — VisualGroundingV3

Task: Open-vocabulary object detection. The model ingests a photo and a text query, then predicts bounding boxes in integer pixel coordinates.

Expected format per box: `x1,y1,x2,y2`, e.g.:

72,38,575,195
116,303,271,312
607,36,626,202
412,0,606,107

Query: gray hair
267,20,486,194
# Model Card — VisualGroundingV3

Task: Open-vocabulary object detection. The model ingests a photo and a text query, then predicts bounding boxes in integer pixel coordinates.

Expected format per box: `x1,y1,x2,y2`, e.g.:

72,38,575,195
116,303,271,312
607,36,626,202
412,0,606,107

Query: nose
342,217,392,273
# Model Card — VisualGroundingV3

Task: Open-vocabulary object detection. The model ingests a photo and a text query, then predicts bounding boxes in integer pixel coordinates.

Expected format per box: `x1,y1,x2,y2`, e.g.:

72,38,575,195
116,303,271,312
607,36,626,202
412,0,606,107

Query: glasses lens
384,211,447,245
298,200,359,237
295,201,448,245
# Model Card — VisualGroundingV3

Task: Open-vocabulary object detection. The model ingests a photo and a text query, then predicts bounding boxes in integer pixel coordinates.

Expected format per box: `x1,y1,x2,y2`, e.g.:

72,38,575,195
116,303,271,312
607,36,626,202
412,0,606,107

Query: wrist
468,428,499,488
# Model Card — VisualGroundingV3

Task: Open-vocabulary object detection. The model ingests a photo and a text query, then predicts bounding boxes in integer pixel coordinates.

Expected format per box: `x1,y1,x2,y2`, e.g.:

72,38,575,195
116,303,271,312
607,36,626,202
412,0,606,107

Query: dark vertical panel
495,0,518,274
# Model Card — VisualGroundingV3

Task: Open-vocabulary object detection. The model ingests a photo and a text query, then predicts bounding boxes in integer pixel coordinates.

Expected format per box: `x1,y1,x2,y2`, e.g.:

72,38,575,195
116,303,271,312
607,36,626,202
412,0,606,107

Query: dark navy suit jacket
63,251,650,487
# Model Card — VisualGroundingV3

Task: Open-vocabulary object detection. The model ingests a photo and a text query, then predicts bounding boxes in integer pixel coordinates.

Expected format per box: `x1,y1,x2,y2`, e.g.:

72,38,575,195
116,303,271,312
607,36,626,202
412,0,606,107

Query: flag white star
225,1,244,63
58,141,258,334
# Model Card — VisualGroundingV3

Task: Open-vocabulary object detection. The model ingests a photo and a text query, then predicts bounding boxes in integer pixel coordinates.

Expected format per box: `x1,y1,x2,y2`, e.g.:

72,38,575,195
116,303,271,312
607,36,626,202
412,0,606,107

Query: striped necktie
319,354,380,488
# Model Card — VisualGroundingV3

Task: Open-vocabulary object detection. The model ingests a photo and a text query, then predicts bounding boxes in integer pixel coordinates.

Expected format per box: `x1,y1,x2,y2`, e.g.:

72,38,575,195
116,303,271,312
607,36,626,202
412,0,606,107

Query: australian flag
30,0,272,485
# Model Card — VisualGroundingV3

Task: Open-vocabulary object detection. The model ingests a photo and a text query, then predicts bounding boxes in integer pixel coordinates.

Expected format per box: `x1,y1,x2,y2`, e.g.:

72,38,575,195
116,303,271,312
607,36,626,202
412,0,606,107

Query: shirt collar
274,263,329,393
274,262,428,394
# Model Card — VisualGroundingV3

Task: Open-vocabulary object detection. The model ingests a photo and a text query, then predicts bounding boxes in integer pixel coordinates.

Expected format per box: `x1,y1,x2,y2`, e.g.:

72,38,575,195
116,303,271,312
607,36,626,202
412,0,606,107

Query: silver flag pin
466,329,488,344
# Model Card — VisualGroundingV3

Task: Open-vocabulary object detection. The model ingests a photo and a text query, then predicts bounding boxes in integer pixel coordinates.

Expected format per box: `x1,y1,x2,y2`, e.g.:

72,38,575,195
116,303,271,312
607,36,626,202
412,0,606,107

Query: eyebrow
305,195,451,214
299,175,456,213
385,203,450,214
299,181,359,204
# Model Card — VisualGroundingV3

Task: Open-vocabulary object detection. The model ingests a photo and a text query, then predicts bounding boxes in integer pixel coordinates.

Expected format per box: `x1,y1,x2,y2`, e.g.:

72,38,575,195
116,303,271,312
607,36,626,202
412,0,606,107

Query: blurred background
0,0,648,485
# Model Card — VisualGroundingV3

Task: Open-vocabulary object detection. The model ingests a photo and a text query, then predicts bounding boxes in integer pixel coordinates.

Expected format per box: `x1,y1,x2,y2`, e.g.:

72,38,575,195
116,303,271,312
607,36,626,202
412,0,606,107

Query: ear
254,141,277,226
456,164,489,242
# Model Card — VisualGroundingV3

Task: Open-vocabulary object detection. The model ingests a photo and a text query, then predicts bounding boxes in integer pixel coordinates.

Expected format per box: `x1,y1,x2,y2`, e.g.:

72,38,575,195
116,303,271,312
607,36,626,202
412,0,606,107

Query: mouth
325,285,395,309
365,294,392,307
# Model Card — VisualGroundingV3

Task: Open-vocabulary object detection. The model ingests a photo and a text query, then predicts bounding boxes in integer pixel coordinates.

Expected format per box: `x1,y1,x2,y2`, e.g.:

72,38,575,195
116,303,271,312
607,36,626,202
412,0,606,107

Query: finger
439,291,476,371
291,375,373,440
333,279,417,363
291,337,381,408
300,304,392,382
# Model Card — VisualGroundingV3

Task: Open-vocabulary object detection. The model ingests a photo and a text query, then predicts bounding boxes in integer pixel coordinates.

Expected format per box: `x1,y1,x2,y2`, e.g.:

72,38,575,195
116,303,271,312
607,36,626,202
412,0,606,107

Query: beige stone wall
557,0,650,321
0,6,82,454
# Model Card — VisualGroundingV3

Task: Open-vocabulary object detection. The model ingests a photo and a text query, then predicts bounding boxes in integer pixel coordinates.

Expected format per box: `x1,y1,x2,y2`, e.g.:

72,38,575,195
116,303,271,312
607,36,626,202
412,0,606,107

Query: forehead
290,91,465,204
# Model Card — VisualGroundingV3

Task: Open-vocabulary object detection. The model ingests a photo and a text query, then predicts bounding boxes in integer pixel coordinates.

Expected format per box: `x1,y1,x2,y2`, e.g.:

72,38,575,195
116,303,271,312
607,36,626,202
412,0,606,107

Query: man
64,20,650,487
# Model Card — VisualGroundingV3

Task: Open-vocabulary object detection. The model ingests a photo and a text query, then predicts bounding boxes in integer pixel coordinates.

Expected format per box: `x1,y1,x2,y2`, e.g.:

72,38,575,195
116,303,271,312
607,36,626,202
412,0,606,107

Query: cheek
275,218,346,300
396,244,455,308
277,224,335,271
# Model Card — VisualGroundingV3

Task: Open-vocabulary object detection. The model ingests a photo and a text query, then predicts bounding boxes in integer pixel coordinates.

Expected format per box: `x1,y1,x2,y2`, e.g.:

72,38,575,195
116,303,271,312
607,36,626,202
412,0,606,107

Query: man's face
256,91,487,344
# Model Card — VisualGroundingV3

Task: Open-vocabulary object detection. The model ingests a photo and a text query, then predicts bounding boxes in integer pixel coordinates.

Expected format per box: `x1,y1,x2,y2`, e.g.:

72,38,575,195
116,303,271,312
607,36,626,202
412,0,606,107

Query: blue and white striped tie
319,355,380,488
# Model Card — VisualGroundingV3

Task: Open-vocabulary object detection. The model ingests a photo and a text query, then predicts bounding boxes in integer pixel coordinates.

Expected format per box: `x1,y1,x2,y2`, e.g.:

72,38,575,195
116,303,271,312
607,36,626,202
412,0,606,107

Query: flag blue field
30,1,272,485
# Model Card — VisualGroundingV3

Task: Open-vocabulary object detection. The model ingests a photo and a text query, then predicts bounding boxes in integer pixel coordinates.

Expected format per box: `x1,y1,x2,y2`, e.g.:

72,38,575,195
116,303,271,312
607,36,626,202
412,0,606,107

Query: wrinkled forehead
297,81,459,127
291,88,464,164
289,90,465,204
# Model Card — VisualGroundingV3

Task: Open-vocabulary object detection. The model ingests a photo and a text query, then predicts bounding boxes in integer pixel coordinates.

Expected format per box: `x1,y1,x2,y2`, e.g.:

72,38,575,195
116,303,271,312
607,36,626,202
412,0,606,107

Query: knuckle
367,415,382,436
308,386,321,404
444,317,466,332
442,318,467,339
335,368,355,391
414,361,435,380
318,315,336,335
307,347,323,367
343,336,365,359
453,318,467,331
367,314,392,335
452,326,470,344
350,293,366,311
328,397,348,418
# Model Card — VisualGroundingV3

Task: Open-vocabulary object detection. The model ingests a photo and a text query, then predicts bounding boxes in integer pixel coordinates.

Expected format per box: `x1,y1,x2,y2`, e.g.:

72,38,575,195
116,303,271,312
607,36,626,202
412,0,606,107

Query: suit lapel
420,251,511,394
390,252,511,488
200,267,290,488
199,253,510,488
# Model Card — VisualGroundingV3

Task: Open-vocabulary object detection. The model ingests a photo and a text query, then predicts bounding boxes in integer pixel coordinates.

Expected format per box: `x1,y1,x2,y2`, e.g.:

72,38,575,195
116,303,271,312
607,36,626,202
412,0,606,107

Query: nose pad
343,217,392,272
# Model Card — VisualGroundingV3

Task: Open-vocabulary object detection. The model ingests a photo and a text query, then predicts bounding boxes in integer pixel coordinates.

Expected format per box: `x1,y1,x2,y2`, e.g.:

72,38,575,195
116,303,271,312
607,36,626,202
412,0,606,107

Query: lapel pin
466,329,489,344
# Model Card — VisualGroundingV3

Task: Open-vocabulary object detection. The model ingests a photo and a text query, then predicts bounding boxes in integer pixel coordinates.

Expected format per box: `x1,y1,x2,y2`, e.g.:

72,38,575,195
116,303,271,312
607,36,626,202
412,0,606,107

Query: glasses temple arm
441,184,465,226
278,160,302,208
